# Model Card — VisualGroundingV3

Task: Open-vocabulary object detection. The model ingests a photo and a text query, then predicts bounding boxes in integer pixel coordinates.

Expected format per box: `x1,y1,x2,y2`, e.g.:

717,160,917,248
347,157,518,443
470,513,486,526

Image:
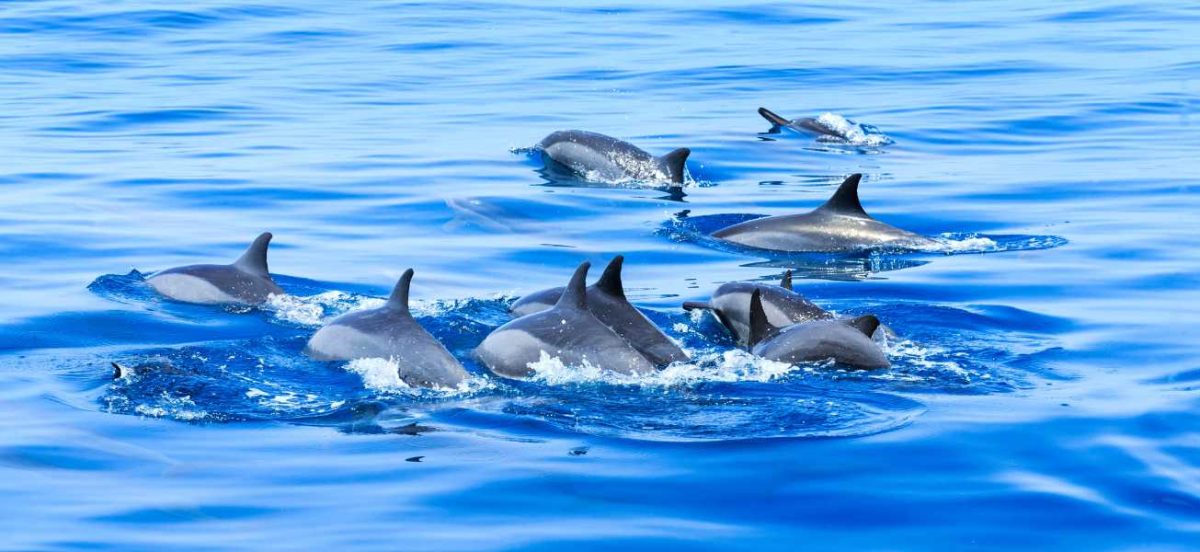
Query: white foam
812,112,894,147
265,291,385,327
133,393,209,421
525,349,798,387
344,357,495,395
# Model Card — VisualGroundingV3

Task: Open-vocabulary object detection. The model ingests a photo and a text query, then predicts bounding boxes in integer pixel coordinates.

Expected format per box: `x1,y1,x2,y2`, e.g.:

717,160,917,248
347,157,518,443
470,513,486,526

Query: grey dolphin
476,262,657,379
748,290,890,370
508,256,688,366
538,130,690,185
712,174,937,252
147,232,285,305
683,270,833,345
304,269,468,389
759,107,846,139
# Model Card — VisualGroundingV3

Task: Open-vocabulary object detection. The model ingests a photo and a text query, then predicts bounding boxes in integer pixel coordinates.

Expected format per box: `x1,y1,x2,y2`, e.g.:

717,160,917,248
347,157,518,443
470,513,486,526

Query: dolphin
712,174,937,252
146,232,285,305
759,107,846,139
683,270,833,345
538,130,690,186
304,269,468,389
758,107,892,145
476,262,657,379
508,256,688,366
748,290,890,370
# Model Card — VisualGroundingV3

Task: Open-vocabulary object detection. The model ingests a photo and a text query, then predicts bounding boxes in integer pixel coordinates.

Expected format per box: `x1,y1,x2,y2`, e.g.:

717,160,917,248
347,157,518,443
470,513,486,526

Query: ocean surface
2,1,1199,549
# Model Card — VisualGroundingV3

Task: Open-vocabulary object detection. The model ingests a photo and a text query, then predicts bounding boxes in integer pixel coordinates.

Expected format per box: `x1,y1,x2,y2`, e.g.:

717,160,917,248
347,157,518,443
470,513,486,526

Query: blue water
2,1,1199,549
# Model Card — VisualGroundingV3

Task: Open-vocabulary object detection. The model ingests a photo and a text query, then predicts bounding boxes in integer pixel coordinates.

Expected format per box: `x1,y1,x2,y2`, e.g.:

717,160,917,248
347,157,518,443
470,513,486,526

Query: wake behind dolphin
712,174,936,252
538,130,691,186
146,232,284,305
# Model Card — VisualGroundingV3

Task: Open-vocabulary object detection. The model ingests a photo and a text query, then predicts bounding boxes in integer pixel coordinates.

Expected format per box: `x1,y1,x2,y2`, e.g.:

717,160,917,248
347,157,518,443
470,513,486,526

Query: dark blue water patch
0,53,133,74
46,107,257,133
0,5,303,39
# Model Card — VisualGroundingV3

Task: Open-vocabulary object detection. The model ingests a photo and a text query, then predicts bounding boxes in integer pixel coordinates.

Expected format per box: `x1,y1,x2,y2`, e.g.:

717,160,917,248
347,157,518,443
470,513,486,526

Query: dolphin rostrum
748,290,890,370
538,130,690,186
146,232,285,305
683,270,833,345
509,256,688,366
476,262,657,379
712,174,936,252
304,269,469,389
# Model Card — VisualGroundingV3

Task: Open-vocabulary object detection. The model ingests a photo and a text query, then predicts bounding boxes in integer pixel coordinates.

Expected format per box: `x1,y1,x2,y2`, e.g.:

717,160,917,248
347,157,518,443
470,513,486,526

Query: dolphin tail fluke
234,232,273,276
748,289,781,348
595,256,625,299
817,174,869,217
660,148,690,185
758,107,790,128
779,270,793,290
556,261,591,310
844,314,881,337
682,301,713,311
387,269,414,313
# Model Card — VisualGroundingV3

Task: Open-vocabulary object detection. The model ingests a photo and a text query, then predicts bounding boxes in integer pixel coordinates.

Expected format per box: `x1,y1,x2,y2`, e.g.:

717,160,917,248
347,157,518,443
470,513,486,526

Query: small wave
925,233,1070,254
809,112,895,147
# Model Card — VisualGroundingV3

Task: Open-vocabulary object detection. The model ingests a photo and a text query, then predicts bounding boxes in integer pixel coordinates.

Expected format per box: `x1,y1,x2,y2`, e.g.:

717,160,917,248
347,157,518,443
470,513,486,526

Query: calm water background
2,1,1200,549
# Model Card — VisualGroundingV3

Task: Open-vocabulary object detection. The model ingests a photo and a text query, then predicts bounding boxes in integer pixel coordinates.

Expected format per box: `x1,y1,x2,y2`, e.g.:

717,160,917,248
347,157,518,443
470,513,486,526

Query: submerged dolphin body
759,107,847,140
146,232,285,305
748,290,890,370
712,174,937,252
683,270,833,345
304,269,468,389
538,130,690,186
476,262,657,379
509,256,688,366
758,107,892,145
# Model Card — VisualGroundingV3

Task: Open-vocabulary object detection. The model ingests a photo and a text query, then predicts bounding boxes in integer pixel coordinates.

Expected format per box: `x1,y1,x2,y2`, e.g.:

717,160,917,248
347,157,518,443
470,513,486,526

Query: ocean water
1,1,1199,549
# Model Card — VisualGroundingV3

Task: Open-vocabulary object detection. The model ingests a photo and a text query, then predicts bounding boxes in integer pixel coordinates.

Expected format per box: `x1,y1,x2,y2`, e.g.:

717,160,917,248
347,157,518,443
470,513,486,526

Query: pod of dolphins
132,108,932,389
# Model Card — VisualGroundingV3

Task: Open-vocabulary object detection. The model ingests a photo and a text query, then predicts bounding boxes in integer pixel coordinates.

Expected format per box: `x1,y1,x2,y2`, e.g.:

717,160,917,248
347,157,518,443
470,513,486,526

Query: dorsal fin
386,269,414,313
817,174,868,217
748,289,780,348
556,261,590,310
779,270,793,290
758,107,790,127
845,314,880,337
595,256,625,299
234,232,273,276
659,148,690,184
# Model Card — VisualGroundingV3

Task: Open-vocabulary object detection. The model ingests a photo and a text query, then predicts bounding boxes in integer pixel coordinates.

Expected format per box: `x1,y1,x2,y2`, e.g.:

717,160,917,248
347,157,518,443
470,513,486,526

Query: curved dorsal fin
758,107,790,127
556,261,590,310
817,174,868,217
845,314,880,337
595,256,625,299
234,232,273,276
659,148,690,185
748,289,781,348
386,269,414,313
779,270,793,290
